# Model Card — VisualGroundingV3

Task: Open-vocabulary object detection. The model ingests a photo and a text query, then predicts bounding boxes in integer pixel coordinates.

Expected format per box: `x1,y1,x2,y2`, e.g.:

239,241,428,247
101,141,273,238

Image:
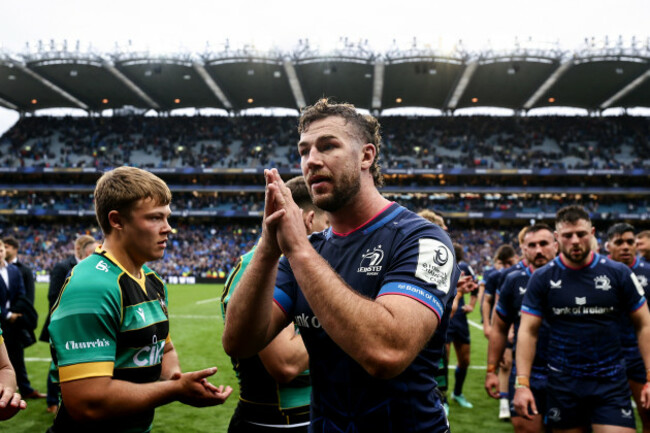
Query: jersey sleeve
377,226,459,321
273,256,298,318
495,275,516,324
521,271,545,318
49,269,122,382
620,266,647,313
484,271,502,297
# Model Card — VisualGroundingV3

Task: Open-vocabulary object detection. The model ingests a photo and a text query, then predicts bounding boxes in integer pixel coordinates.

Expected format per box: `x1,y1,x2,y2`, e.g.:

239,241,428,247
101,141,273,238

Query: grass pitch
4,283,643,432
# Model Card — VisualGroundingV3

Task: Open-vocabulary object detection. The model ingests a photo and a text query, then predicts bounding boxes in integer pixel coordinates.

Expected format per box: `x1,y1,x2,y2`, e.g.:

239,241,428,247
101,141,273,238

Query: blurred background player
447,243,478,410
40,234,99,413
221,175,329,433
486,223,557,433
606,222,650,432
637,230,650,263
482,243,519,419
516,206,650,432
2,237,35,305
0,239,43,401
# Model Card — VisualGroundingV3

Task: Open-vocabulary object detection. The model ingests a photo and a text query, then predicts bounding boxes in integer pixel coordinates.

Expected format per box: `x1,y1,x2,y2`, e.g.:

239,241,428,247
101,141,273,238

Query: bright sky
0,0,648,134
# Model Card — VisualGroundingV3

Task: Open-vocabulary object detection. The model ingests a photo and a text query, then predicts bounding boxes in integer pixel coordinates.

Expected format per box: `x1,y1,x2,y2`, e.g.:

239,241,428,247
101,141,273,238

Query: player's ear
108,210,124,231
360,143,375,170
304,210,314,234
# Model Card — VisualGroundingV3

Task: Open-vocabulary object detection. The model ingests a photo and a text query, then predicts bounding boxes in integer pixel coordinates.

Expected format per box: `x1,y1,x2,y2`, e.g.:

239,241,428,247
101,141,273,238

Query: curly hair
298,98,384,187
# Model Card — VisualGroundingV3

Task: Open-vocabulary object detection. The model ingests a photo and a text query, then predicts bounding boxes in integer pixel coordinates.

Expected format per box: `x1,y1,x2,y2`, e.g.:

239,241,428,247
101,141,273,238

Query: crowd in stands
2,115,649,170
0,220,618,282
2,190,648,217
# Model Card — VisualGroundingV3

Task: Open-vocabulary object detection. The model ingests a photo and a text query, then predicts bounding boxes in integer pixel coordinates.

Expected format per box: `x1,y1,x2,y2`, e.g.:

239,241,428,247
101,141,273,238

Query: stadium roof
1,38,649,114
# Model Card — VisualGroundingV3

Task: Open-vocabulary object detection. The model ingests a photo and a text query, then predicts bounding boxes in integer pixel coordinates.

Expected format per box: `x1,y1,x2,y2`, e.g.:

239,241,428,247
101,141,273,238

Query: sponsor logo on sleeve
636,274,648,289
415,239,453,293
631,273,645,297
65,338,111,350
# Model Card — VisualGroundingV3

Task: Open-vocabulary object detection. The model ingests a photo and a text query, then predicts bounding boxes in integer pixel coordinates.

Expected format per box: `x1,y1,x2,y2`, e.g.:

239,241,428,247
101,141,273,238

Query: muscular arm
481,294,494,338
485,313,510,398
60,367,231,421
258,324,309,383
514,313,542,378
630,305,650,375
222,244,291,358
288,249,438,379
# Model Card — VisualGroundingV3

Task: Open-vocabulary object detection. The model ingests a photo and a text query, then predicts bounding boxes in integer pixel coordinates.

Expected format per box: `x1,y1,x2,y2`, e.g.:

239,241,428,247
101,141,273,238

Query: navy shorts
623,346,646,384
446,313,470,345
545,371,635,429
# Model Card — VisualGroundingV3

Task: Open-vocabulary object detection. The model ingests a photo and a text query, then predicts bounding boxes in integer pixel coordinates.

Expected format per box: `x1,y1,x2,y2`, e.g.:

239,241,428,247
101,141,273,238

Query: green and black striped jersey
49,248,170,433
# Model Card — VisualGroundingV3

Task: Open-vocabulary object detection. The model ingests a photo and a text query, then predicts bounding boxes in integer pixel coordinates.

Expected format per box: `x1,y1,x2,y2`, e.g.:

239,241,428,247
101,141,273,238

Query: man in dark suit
40,235,98,412
3,237,35,306
0,239,44,399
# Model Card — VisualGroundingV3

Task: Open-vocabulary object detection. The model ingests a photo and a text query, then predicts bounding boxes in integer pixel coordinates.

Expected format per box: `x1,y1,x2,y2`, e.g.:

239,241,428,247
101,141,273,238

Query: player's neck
329,189,391,235
560,250,594,269
102,238,144,279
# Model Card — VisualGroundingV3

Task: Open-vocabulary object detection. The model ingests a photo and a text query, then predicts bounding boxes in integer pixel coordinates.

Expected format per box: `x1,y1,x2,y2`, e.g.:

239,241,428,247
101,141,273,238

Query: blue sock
454,367,467,396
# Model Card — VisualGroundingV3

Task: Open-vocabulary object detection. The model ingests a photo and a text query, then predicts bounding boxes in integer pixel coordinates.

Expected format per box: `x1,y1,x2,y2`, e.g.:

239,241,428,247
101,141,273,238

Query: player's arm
513,312,542,419
160,338,182,380
265,169,448,379
485,313,509,399
629,303,650,409
258,324,309,383
0,340,26,420
222,171,295,358
59,366,232,421
481,293,494,339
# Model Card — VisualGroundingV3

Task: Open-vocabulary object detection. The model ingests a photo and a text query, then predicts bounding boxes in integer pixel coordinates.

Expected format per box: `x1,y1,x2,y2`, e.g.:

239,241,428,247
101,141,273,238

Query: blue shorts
623,346,646,384
545,371,635,429
446,314,470,345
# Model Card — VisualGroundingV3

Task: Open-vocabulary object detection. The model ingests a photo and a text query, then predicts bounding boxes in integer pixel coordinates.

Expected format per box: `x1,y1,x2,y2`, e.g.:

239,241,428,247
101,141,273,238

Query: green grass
4,284,643,431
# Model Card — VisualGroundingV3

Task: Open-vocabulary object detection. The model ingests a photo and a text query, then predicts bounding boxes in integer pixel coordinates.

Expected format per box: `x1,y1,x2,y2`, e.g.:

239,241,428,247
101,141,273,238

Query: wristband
486,364,497,374
515,375,530,389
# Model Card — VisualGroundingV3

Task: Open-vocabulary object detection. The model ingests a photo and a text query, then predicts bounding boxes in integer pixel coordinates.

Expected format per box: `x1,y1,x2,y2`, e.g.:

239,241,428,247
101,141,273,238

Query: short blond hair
75,235,98,258
94,167,171,235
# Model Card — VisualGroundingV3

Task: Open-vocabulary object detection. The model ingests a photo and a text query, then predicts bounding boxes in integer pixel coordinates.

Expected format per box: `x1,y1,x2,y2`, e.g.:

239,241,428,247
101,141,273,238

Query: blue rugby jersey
521,252,646,378
273,202,460,433
450,261,476,325
484,260,526,298
496,265,549,383
618,257,650,354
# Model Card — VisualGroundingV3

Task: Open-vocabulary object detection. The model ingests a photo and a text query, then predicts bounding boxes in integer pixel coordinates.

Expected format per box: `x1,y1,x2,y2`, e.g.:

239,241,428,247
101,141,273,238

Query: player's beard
310,168,361,213
561,244,590,265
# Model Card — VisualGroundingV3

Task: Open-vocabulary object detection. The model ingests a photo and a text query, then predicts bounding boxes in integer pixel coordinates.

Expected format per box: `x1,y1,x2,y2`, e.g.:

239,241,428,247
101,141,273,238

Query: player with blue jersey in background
223,99,460,433
606,222,650,432
486,223,557,433
515,205,650,432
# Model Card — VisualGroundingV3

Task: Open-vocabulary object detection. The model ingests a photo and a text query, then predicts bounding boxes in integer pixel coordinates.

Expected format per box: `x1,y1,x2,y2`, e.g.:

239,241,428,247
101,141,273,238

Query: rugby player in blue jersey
606,222,650,432
482,244,519,419
486,223,557,433
515,206,650,433
223,99,460,433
